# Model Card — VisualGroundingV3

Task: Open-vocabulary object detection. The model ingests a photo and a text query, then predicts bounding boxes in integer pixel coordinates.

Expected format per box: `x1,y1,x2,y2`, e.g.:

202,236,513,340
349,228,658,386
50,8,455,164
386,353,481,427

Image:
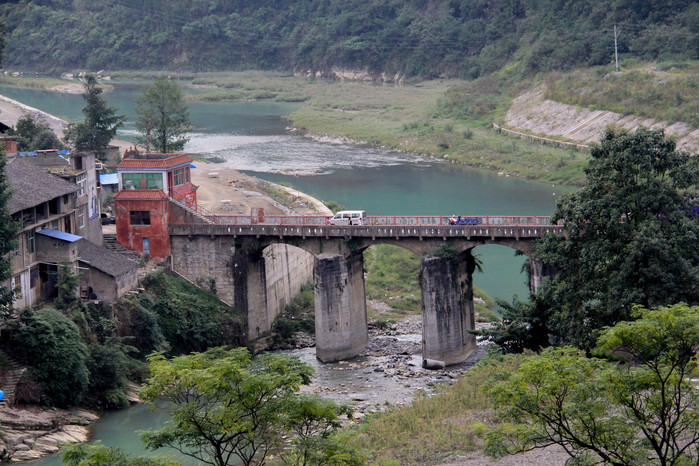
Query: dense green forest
1,0,696,78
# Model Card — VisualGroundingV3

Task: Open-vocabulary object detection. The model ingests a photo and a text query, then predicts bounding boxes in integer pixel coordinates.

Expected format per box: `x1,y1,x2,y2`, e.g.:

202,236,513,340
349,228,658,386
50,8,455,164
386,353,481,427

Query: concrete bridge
169,214,564,366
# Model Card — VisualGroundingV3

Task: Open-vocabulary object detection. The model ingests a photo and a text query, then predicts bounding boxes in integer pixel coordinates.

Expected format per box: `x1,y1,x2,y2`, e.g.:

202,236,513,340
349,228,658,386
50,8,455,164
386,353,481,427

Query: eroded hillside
505,86,699,154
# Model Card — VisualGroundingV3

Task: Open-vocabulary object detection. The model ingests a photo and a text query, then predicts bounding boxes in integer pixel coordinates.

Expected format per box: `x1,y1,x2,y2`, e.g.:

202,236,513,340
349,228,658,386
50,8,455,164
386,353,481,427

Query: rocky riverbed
277,313,491,415
0,406,98,462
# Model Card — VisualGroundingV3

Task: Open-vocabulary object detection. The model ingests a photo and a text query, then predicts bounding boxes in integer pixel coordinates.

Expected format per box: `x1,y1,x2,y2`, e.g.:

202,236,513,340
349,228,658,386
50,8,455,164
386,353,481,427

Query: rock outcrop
0,406,98,462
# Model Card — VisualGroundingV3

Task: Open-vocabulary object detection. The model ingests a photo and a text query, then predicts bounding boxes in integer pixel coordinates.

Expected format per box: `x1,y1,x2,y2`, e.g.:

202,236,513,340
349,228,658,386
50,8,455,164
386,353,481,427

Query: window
76,173,87,196
78,208,85,228
130,210,151,225
122,173,163,190
27,230,35,253
173,168,185,186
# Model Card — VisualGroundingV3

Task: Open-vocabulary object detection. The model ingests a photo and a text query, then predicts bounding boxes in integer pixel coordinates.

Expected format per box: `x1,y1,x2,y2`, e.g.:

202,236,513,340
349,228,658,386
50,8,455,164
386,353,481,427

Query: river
0,81,569,464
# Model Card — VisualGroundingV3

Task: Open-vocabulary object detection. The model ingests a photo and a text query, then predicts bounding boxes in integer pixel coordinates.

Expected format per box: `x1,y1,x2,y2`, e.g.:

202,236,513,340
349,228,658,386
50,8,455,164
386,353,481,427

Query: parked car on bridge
328,210,367,225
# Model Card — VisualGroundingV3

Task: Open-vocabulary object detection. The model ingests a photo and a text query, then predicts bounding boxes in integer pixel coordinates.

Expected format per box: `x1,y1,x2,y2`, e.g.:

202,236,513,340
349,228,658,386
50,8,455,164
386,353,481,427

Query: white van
328,210,367,226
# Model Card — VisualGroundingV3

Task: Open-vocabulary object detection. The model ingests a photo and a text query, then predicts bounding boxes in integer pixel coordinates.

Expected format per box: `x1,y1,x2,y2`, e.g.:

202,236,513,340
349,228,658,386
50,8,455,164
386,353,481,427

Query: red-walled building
116,151,198,209
114,151,199,259
113,189,170,259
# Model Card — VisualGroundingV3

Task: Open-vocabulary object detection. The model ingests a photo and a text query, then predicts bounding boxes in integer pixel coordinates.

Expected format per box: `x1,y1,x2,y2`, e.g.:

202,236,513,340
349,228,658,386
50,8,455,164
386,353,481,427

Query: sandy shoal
189,160,332,217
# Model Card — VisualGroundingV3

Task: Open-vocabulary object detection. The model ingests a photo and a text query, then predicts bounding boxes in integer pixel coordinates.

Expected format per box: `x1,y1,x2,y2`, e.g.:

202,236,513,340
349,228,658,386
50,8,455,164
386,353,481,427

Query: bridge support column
314,252,368,362
529,258,556,295
232,245,268,340
420,252,476,365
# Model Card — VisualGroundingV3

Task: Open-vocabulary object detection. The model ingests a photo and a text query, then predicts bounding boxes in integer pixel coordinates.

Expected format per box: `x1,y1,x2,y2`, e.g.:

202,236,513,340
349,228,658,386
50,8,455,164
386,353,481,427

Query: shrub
11,308,88,407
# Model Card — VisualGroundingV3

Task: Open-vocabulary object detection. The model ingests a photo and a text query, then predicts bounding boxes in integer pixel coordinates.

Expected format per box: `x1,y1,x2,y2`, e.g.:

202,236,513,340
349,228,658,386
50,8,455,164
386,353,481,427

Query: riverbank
5,69,699,187
0,407,97,462
188,160,332,217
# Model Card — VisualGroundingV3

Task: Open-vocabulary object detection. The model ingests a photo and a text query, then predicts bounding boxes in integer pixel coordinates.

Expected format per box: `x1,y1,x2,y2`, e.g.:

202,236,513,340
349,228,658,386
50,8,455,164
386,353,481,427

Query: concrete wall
80,266,140,303
314,252,369,362
170,236,314,339
35,235,79,265
263,244,315,332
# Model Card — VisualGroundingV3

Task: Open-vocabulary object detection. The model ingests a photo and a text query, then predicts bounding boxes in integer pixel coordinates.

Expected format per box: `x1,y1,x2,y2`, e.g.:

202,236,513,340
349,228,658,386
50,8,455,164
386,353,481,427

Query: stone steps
170,198,214,224
102,234,142,260
0,348,26,406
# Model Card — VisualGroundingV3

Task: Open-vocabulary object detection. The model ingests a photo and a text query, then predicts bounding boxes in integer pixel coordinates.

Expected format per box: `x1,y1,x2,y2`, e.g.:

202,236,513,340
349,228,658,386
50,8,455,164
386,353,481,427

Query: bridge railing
198,214,557,226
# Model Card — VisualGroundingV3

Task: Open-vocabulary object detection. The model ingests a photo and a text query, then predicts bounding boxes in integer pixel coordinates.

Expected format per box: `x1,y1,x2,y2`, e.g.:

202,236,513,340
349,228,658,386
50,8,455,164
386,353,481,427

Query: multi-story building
18,149,103,244
114,151,199,259
4,157,138,308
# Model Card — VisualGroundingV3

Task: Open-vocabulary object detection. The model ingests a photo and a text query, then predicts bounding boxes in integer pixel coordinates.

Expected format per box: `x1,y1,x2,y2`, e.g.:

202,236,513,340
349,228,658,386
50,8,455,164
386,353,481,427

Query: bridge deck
192,214,557,228
170,223,564,240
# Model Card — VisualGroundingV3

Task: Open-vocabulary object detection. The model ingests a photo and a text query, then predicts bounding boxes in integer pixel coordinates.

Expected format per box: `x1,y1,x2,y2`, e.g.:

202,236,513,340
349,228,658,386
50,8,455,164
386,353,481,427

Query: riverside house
3,157,138,309
114,150,199,259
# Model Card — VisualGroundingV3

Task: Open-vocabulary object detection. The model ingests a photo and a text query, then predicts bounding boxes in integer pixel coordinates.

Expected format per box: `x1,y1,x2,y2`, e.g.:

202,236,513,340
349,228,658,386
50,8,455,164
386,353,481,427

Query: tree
53,262,81,311
10,308,89,407
140,347,350,466
536,127,699,349
280,395,362,466
64,75,125,159
12,115,64,152
0,152,20,315
84,343,131,409
475,295,552,354
487,304,699,465
135,77,190,153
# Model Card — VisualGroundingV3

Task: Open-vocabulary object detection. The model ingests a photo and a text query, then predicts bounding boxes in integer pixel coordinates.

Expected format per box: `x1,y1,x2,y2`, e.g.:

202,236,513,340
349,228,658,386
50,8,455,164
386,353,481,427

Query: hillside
505,86,699,155
0,0,696,79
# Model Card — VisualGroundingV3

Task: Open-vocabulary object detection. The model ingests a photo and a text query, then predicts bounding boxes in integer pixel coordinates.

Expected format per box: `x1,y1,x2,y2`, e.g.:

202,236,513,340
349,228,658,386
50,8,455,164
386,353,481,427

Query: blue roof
100,173,119,185
37,229,82,242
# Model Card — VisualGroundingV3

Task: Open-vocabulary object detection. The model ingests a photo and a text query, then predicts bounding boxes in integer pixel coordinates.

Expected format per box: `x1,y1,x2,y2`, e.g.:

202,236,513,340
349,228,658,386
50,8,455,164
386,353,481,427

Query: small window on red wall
130,210,151,225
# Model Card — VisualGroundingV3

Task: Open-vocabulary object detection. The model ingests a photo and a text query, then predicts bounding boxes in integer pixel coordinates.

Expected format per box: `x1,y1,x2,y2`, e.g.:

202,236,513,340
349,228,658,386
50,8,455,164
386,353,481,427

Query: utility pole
614,25,620,72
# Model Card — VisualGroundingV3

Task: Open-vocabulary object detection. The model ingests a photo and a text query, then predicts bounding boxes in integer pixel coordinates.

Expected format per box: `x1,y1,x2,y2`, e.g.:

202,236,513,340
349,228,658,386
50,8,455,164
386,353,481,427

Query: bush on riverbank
2,270,246,409
344,351,512,464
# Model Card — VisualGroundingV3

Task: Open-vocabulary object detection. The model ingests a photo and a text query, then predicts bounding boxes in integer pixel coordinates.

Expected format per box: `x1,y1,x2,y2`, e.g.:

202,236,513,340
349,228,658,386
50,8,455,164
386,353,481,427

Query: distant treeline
1,0,697,78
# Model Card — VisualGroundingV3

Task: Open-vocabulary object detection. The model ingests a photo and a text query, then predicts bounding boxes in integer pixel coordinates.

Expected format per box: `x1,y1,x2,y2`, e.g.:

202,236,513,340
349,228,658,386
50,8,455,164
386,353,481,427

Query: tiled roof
113,189,169,200
117,153,192,170
77,238,138,278
6,157,79,214
171,182,198,198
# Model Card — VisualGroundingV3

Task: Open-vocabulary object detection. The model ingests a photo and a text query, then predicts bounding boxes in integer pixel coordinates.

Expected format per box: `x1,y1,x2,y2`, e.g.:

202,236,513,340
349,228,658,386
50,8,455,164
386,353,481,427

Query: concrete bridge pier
420,251,477,365
314,252,369,362
232,243,269,340
529,257,557,295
